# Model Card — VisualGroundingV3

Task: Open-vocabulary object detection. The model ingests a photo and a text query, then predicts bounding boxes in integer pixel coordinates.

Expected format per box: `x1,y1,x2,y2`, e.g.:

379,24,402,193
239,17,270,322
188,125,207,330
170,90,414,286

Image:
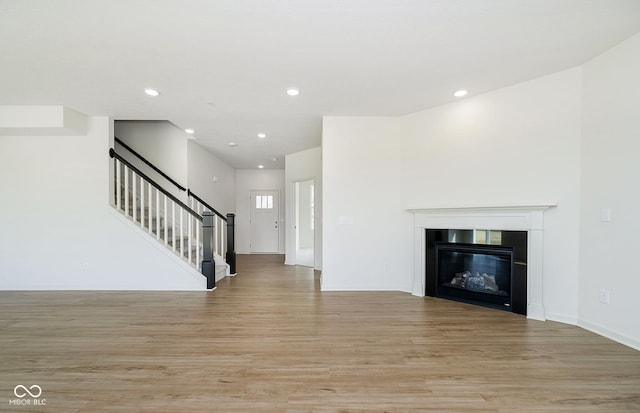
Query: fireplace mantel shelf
408,202,557,214
409,202,557,321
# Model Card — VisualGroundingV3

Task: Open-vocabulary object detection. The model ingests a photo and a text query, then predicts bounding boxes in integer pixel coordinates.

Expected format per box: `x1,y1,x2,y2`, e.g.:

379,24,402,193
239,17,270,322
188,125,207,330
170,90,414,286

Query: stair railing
109,148,215,289
188,189,236,275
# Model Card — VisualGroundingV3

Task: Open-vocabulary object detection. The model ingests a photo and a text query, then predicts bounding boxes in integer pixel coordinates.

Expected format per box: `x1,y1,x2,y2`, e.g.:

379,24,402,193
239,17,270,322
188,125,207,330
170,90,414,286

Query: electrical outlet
383,262,391,272
599,289,610,304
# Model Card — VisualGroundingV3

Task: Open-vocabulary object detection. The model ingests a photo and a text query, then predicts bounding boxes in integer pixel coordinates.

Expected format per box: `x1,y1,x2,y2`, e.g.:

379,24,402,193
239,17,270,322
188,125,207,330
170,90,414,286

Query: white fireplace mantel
409,202,557,321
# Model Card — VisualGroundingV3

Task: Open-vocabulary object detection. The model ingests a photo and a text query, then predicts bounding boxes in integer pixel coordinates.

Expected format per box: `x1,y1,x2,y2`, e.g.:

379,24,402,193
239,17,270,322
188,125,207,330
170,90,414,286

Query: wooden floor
1,255,639,412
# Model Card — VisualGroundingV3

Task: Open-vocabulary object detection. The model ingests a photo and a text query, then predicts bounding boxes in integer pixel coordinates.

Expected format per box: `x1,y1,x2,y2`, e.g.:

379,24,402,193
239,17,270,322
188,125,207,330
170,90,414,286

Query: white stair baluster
123,165,129,217
115,160,121,210
156,189,160,240
213,215,220,254
188,213,193,264
171,201,176,252
139,178,145,228
222,220,227,259
148,182,152,234
221,216,225,257
132,171,137,223
196,217,200,267
222,216,226,257
218,216,223,257
213,216,218,256
164,194,168,246
179,208,184,257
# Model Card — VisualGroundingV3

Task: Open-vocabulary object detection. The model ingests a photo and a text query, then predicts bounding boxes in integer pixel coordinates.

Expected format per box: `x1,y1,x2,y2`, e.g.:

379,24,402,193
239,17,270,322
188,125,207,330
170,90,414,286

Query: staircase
109,141,236,289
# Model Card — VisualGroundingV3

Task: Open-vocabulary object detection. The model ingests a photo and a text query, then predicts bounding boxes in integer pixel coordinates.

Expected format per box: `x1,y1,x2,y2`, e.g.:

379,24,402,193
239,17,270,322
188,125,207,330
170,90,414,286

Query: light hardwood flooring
1,254,639,412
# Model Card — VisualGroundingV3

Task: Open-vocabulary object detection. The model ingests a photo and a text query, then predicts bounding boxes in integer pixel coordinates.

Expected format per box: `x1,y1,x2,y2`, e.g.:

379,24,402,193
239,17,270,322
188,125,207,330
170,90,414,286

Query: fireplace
425,229,527,314
409,203,556,321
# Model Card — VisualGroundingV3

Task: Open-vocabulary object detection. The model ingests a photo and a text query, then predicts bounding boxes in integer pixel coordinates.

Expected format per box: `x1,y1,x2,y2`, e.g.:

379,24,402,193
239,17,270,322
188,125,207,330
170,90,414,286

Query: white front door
250,190,279,253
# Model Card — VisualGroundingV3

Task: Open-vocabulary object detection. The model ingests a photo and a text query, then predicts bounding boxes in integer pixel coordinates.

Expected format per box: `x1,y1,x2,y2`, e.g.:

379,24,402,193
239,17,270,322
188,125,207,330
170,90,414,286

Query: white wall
114,120,189,202
322,68,583,323
0,115,205,290
235,169,286,254
579,33,640,349
187,140,236,215
322,118,407,290
285,147,323,269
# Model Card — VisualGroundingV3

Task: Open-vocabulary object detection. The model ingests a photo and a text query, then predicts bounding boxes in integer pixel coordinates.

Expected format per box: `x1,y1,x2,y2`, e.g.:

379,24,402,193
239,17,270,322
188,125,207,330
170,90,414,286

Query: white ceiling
1,1,640,169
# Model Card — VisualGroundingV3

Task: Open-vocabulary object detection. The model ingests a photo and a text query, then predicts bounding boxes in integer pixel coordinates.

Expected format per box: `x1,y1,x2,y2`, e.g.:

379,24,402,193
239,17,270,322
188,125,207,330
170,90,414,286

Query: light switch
601,208,611,222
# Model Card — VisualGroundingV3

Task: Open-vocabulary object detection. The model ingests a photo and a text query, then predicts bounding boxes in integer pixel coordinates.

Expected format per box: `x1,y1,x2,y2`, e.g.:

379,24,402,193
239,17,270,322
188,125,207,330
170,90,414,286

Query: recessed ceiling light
453,90,468,97
257,133,266,139
228,142,237,147
286,88,300,96
185,128,195,134
258,165,264,169
144,88,160,97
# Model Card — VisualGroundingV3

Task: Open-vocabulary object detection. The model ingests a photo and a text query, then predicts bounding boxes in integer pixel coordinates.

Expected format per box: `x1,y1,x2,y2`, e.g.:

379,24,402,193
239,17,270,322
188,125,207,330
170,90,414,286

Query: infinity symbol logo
14,384,42,398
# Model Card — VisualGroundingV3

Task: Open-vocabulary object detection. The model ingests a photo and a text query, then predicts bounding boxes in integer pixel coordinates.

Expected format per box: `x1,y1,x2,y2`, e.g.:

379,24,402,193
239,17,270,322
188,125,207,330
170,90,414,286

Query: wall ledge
0,105,87,136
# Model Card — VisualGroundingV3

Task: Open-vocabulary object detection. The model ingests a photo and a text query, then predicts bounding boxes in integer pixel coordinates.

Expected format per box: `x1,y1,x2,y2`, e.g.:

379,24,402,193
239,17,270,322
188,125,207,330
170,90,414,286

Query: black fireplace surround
425,229,527,315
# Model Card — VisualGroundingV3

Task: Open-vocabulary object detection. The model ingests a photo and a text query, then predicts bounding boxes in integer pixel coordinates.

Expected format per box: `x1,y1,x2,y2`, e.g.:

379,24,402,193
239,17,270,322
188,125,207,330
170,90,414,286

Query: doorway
295,180,314,267
250,190,280,253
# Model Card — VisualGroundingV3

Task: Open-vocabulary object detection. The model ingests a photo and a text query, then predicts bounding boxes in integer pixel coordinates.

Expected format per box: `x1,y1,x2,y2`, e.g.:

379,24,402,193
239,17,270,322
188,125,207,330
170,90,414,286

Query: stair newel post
202,211,216,290
226,213,237,275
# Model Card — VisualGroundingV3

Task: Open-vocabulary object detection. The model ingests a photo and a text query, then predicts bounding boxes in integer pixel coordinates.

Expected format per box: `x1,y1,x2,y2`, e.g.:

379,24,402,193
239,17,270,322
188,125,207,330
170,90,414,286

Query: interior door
295,180,314,267
250,190,279,253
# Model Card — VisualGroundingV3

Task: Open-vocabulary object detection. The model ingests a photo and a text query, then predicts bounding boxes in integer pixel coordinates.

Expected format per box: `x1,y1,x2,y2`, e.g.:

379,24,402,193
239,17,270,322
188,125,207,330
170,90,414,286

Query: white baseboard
578,319,640,351
526,303,545,321
545,312,578,325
